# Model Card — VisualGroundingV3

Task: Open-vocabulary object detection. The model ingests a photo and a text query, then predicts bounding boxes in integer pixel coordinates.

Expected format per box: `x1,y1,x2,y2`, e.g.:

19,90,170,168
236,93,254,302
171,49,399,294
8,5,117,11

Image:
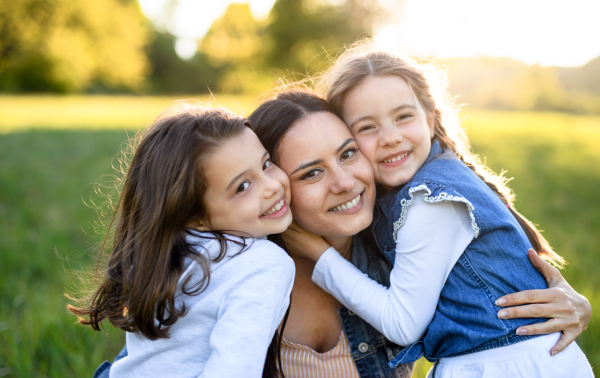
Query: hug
71,43,593,377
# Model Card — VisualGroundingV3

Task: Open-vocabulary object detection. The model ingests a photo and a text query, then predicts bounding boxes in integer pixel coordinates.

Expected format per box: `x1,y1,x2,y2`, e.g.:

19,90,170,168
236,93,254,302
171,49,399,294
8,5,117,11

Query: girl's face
342,75,435,190
199,127,292,238
276,111,376,238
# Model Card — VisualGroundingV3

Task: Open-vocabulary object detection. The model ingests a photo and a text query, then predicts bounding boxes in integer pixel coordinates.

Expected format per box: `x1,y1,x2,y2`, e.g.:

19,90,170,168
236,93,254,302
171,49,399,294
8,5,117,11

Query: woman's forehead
277,112,351,167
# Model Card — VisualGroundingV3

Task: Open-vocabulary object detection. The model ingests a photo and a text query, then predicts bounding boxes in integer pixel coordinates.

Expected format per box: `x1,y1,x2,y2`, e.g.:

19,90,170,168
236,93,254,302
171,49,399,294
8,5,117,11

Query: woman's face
276,111,376,238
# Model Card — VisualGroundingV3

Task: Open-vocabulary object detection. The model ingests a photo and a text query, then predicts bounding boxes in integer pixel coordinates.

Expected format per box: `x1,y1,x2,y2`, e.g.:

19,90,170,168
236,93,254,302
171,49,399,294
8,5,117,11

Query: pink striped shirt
281,331,361,378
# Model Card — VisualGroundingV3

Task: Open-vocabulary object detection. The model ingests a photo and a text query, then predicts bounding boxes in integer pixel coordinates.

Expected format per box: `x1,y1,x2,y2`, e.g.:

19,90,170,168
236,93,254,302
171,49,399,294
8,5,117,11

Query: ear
187,218,210,232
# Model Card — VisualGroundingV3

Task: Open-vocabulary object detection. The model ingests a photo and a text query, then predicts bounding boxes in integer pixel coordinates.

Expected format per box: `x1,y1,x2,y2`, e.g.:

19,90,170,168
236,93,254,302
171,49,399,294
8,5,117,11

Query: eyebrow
226,151,269,191
290,138,355,176
348,104,417,129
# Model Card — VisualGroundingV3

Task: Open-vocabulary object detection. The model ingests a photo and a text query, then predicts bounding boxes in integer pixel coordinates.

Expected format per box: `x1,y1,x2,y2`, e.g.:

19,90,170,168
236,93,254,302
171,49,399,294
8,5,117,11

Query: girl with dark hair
70,106,295,377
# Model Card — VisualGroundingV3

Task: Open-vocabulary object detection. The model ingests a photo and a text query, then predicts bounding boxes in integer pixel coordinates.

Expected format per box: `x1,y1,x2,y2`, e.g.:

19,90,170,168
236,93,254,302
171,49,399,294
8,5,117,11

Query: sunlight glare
374,0,600,67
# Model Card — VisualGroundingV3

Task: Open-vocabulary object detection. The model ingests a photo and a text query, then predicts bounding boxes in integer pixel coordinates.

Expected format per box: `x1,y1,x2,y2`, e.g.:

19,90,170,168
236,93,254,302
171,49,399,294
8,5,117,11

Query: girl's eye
397,113,414,122
263,159,272,170
358,125,374,133
340,148,358,162
300,169,322,180
236,181,250,193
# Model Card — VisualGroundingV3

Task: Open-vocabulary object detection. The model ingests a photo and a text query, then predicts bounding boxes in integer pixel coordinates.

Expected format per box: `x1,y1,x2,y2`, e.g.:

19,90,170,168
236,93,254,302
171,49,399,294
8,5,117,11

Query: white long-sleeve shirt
110,233,295,378
312,191,475,346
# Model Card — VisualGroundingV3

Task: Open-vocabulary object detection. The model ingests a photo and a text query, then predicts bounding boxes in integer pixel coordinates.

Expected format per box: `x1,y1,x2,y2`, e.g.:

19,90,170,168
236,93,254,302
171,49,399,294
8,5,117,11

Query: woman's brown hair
319,42,564,266
68,106,251,339
249,89,338,378
249,89,341,164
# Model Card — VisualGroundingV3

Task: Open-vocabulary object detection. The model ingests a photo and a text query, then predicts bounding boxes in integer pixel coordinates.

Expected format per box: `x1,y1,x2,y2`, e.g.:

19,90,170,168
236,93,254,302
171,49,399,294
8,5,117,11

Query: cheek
289,183,324,225
406,120,428,146
354,135,377,163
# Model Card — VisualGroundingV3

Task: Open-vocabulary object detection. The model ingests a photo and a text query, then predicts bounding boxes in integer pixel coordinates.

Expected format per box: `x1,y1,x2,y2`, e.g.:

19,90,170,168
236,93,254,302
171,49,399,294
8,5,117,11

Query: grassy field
1,96,598,377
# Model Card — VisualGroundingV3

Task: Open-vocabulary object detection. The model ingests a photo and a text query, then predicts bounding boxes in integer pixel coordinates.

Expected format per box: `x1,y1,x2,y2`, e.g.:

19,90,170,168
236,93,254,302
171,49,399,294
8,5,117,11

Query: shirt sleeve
312,191,474,346
201,247,295,377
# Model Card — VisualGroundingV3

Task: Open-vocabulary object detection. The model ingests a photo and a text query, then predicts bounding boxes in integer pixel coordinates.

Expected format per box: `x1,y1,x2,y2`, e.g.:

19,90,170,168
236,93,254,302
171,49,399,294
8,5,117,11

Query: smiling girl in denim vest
284,45,593,377
68,106,295,377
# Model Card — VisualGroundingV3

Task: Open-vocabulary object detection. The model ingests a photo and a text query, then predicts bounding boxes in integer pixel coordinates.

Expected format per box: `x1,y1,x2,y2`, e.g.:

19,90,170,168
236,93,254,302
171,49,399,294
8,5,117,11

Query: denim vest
93,231,413,378
371,141,548,369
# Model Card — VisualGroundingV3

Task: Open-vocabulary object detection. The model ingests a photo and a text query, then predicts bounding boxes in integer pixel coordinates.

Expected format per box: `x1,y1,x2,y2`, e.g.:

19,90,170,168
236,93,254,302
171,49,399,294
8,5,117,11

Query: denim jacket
371,141,548,368
94,231,413,378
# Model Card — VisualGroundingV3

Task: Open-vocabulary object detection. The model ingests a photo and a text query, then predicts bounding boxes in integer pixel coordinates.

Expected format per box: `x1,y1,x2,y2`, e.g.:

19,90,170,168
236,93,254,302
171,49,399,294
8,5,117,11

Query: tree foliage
0,0,149,92
265,0,381,75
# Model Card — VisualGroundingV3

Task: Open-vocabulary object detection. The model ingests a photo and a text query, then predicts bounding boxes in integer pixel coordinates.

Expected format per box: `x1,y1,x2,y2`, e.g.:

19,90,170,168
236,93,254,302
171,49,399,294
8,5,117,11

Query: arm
201,248,295,377
496,249,591,355
284,192,474,346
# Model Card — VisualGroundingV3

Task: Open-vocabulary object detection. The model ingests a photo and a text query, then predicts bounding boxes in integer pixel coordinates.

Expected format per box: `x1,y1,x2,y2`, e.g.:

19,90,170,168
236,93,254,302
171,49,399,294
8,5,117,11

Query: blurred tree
265,0,382,75
147,31,220,94
0,0,149,93
200,3,274,94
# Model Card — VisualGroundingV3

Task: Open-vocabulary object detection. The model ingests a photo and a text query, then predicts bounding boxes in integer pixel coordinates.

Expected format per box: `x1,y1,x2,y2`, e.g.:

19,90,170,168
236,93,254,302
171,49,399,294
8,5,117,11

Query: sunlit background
1,1,599,377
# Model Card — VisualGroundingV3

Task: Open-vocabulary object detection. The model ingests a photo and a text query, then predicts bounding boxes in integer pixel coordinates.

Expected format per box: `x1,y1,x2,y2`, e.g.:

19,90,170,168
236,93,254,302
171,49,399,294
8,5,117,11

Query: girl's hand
281,221,331,262
495,249,591,356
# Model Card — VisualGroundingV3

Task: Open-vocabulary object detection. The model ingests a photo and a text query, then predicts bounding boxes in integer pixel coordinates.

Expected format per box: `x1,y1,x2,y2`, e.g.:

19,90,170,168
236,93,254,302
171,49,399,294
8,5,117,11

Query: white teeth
383,152,409,163
262,199,285,216
329,194,361,212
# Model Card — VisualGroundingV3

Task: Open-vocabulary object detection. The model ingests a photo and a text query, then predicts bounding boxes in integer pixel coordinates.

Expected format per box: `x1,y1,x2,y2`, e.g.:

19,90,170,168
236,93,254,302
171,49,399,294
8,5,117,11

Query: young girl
284,45,593,377
69,106,295,377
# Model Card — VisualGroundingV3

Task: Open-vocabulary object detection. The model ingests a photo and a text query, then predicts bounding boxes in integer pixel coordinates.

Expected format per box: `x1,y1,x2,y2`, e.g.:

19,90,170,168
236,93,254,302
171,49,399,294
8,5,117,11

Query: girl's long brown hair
68,107,251,339
319,42,564,267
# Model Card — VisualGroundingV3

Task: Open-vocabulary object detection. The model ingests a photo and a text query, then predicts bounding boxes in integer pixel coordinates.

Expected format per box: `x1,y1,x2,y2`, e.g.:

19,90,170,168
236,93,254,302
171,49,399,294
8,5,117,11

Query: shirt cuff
311,246,342,286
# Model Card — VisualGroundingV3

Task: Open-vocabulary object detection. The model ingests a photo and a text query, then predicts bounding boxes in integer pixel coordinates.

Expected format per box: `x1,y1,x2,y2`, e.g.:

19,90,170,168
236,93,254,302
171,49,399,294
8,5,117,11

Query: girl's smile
260,197,288,218
342,75,435,190
198,127,293,237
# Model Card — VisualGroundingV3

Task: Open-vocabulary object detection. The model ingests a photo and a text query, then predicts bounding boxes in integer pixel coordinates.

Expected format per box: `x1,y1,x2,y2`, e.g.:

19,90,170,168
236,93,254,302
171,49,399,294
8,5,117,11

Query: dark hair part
248,89,341,164
68,107,251,340
321,43,564,267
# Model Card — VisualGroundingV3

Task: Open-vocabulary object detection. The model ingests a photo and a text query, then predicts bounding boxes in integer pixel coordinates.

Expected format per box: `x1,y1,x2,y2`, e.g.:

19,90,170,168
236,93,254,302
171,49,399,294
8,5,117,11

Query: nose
379,122,402,147
262,174,282,199
330,165,356,195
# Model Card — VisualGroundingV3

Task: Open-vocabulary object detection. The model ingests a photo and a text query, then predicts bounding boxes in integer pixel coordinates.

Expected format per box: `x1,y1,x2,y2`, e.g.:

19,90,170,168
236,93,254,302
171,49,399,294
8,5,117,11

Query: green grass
0,96,598,377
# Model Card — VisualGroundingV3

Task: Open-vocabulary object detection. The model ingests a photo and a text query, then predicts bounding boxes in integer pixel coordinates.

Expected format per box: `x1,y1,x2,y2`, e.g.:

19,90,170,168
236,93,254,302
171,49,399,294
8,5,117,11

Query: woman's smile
327,191,363,213
276,111,376,238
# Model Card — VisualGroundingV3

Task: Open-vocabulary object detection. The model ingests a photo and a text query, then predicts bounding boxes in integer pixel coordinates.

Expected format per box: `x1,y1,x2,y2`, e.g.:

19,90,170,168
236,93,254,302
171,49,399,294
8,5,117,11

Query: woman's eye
340,148,358,162
300,169,322,180
397,113,414,122
236,181,250,193
263,159,272,170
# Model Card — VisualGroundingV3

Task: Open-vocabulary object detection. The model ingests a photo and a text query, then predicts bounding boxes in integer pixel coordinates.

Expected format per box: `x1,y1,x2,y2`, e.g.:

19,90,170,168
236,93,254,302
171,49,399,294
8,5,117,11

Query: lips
328,192,362,212
380,150,411,164
261,198,285,216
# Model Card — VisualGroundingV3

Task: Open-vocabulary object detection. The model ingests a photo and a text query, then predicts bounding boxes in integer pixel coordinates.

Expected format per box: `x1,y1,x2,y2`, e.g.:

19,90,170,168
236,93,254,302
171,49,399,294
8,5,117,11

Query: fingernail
495,298,507,306
498,310,509,319
516,328,528,335
552,350,558,356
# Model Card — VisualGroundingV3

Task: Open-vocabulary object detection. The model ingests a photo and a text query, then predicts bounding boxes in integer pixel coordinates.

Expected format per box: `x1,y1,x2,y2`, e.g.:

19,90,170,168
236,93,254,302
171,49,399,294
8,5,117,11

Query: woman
248,90,591,377
95,92,591,378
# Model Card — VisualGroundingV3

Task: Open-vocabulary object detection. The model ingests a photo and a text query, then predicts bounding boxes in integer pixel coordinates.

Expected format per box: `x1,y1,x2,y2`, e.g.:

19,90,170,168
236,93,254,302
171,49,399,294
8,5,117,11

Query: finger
495,288,556,307
497,302,563,319
527,249,564,286
513,318,564,336
550,332,576,356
